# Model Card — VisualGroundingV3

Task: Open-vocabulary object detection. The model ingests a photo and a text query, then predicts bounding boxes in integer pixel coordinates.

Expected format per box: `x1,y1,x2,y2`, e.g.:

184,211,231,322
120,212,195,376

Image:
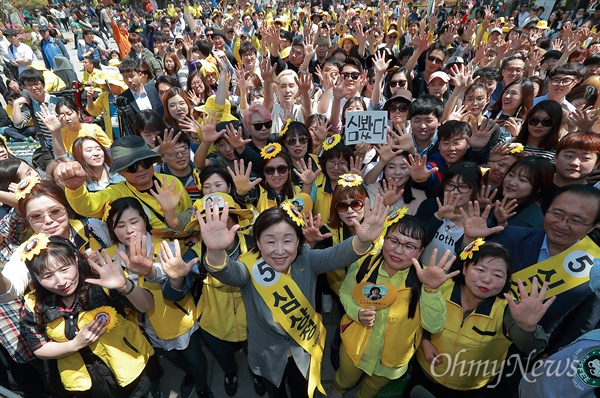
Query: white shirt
133,88,153,111
0,37,10,63
533,94,576,113
7,42,34,74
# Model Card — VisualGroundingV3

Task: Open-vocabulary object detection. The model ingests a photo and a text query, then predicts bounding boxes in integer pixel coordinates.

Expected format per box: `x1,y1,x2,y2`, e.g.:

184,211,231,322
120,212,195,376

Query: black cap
3,28,17,36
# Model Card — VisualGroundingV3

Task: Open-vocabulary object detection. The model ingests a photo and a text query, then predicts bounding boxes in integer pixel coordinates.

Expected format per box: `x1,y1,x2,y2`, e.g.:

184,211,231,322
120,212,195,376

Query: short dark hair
82,28,94,36
155,74,180,91
342,57,363,73
408,95,444,120
584,54,600,66
156,128,190,147
543,184,600,224
196,40,212,57
153,31,168,43
437,120,471,141
106,197,152,244
473,67,500,82
239,41,257,56
119,58,141,74
19,68,45,86
548,63,582,79
251,207,305,255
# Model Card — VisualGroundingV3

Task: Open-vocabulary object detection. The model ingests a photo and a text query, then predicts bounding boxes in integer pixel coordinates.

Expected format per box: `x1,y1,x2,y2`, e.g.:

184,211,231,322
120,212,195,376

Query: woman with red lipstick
71,136,125,192
513,100,563,162
407,242,554,396
493,156,554,229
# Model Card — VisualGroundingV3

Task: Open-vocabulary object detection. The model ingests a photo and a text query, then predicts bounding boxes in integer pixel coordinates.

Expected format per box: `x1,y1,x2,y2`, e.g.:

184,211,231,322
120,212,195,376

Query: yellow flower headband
338,174,363,187
279,119,292,137
371,207,409,254
281,201,305,226
322,134,341,151
460,237,486,260
261,142,283,159
508,143,524,154
15,176,41,200
20,233,50,262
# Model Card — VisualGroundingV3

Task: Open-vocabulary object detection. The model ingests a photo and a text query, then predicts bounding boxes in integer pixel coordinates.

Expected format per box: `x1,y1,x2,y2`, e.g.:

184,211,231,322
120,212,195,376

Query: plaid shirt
0,297,35,363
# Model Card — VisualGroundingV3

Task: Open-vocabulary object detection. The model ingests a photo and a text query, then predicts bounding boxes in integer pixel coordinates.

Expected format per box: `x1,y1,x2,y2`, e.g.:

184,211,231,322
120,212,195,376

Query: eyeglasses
175,40,183,45
505,67,524,74
428,55,444,64
528,117,553,127
140,70,150,75
546,209,594,227
385,236,419,254
27,207,67,223
124,158,155,173
335,199,365,212
24,82,43,89
252,120,273,130
340,72,361,80
387,35,398,40
263,165,289,175
164,146,190,158
285,135,309,146
549,77,576,86
326,159,349,169
389,80,407,88
444,182,471,194
387,103,409,113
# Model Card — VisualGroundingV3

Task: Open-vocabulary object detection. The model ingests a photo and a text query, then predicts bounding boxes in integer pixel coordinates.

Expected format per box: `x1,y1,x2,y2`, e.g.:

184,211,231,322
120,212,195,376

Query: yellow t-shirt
60,123,112,154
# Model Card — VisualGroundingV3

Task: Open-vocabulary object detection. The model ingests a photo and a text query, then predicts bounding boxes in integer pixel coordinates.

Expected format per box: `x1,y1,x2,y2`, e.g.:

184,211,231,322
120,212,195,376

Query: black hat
212,30,226,40
3,28,17,36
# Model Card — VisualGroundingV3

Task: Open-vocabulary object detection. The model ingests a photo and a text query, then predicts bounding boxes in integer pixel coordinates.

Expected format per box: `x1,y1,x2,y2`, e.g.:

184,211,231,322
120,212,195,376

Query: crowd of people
1,0,600,397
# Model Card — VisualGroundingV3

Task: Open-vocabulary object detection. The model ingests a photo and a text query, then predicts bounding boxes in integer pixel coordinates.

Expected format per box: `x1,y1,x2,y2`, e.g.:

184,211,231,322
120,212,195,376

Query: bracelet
120,278,135,295
423,286,439,294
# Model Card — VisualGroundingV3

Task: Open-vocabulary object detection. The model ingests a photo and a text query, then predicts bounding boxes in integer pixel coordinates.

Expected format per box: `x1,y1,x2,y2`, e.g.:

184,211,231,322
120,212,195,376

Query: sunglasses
252,120,273,130
285,135,309,146
428,55,444,64
389,80,407,88
141,70,150,75
340,72,361,80
264,165,289,175
335,199,365,212
387,103,409,113
124,158,155,173
528,117,553,127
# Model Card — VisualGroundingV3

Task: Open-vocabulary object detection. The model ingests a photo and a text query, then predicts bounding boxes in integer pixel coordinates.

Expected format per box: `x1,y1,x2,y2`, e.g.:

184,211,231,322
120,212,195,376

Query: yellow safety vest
340,256,422,368
24,293,154,392
416,281,511,390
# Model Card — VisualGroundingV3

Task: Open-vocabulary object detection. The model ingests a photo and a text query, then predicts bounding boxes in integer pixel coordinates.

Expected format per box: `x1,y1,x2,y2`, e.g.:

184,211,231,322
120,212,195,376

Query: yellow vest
340,256,422,368
24,293,154,392
193,234,250,342
314,176,333,226
416,282,511,390
256,185,301,213
325,225,352,295
69,219,104,252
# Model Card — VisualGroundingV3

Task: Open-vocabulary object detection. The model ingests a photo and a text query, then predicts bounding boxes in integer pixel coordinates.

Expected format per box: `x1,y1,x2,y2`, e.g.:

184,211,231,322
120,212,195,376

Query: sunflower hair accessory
281,201,305,226
279,118,292,137
20,233,50,262
508,143,524,154
322,134,341,151
261,142,283,159
384,207,408,227
460,237,486,260
101,201,111,223
78,306,119,333
338,174,363,187
336,23,348,35
15,176,41,200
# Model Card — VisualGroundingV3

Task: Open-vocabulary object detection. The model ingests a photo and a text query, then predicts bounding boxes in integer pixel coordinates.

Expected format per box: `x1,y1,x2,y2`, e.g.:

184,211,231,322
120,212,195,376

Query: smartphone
496,114,510,122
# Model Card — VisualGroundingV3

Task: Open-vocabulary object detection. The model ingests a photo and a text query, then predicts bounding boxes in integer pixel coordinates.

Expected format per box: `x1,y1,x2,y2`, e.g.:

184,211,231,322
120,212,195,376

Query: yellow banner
244,257,326,398
511,236,600,299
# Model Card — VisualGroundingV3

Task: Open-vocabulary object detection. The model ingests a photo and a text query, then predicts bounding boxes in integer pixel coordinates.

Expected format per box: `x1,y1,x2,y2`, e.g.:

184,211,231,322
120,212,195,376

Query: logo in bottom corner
576,348,600,387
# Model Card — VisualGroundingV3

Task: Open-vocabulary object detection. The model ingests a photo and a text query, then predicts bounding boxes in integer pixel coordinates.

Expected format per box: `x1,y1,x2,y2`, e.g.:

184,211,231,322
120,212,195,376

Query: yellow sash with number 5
511,236,600,299
241,252,326,398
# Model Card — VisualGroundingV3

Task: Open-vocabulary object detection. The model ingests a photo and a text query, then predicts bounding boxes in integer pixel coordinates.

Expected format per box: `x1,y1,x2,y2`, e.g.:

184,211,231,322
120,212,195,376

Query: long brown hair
17,181,76,219
488,78,534,119
163,52,181,75
328,183,368,230
72,136,112,183
162,87,192,129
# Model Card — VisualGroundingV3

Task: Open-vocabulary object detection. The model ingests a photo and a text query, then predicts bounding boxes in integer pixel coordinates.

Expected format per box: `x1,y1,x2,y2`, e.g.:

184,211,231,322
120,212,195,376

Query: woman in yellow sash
406,241,554,397
172,195,388,398
330,215,458,398
105,197,214,398
21,235,157,396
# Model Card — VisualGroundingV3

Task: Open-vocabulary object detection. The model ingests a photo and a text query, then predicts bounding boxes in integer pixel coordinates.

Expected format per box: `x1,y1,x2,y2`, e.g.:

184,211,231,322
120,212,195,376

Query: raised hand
224,123,251,152
504,117,522,138
447,104,469,121
343,155,367,176
150,176,183,214
158,239,198,280
295,70,313,98
493,196,518,226
465,118,496,150
55,160,88,190
412,248,459,290
459,200,505,240
260,57,276,84
199,111,222,143
476,185,498,208
505,278,556,331
353,195,388,244
435,190,462,222
178,115,201,143
378,180,404,207
372,49,391,76
302,211,332,245
293,157,321,186
126,234,155,278
374,136,403,164
227,159,262,194
156,128,183,156
37,103,62,133
404,153,438,184
187,90,201,106
197,199,239,251
87,249,128,290
488,141,511,163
